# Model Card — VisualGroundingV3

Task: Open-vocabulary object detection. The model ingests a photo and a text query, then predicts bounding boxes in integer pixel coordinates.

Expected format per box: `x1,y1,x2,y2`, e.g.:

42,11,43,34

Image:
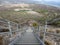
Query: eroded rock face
0,35,3,45
0,29,9,32
0,35,10,45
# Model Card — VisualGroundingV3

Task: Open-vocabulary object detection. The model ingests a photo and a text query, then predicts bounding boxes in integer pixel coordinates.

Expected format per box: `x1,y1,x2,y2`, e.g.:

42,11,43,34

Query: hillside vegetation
0,4,60,26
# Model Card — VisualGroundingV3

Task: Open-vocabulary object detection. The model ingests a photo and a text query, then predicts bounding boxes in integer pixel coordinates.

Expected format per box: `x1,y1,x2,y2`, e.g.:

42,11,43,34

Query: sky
34,0,60,2
0,0,60,6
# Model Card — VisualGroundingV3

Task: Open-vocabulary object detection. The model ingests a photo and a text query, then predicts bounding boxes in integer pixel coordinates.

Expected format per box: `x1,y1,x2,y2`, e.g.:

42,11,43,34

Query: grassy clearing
0,10,41,24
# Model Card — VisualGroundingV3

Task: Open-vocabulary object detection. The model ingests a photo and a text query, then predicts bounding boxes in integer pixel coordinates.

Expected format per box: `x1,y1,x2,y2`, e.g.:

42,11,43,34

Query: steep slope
0,4,60,25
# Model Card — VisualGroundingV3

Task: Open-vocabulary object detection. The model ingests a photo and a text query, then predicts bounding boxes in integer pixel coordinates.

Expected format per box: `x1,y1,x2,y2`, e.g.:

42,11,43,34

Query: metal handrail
0,19,20,45
43,32,60,37
33,32,45,45
47,18,60,24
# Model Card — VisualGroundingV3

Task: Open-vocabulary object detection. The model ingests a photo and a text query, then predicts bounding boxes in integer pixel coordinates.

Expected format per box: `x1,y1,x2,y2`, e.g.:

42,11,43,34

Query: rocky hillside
0,4,60,25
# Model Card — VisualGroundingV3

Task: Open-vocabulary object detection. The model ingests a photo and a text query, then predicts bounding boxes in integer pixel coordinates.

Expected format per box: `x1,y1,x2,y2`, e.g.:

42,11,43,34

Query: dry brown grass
0,35,3,45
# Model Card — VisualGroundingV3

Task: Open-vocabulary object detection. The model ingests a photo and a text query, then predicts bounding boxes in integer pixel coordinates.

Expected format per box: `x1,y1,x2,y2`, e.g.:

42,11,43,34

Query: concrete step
14,43,41,45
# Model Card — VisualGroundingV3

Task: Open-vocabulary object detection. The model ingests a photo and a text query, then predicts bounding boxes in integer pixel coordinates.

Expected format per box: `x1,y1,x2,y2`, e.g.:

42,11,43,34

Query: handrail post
17,24,19,31
43,21,47,45
39,26,40,37
8,21,12,37
55,42,57,45
38,25,40,36
17,24,19,35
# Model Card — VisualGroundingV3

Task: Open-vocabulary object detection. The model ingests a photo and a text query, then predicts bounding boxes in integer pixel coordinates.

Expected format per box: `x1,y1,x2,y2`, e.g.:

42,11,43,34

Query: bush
45,41,50,45
56,30,60,33
32,23,38,27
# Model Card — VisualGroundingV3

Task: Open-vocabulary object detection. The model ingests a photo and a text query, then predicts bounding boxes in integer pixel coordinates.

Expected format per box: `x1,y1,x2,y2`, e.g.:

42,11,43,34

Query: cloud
4,1,10,3
45,0,54,1
34,0,42,1
34,0,60,2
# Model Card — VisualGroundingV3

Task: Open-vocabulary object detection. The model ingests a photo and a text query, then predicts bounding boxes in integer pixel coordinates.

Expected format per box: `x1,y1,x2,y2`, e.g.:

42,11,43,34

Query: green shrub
45,41,50,45
32,23,38,27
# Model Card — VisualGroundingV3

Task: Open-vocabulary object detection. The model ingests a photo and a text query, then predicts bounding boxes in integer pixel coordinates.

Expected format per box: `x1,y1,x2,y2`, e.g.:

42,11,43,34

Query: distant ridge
0,0,60,7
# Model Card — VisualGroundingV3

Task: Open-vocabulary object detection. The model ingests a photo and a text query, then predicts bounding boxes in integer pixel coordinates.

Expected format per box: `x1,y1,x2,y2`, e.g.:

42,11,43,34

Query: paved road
14,32,40,45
